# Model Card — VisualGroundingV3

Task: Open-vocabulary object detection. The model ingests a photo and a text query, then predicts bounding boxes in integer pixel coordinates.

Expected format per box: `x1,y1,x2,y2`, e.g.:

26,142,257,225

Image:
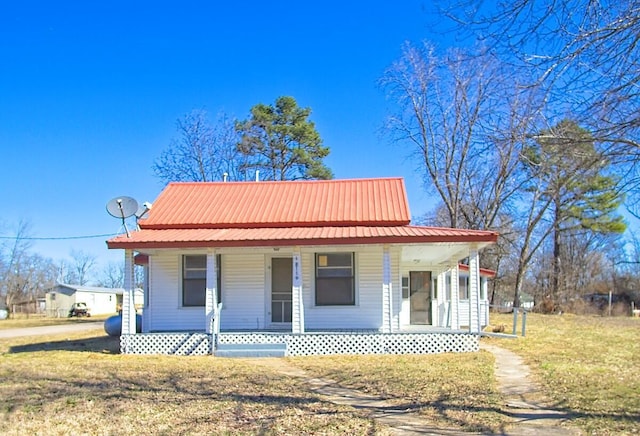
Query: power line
0,233,120,241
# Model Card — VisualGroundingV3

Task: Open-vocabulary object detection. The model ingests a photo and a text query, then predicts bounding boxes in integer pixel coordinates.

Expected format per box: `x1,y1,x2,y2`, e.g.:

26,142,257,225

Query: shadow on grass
8,335,120,354
369,396,640,434
342,393,640,434
1,365,368,435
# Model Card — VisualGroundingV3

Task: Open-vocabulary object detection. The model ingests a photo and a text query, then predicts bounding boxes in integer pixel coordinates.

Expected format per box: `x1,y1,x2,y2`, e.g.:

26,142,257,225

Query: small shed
45,284,143,317
0,300,7,320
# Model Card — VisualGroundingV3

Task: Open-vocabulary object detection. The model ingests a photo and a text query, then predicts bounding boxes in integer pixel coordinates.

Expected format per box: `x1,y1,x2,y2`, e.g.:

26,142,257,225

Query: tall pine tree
236,96,332,181
523,119,625,302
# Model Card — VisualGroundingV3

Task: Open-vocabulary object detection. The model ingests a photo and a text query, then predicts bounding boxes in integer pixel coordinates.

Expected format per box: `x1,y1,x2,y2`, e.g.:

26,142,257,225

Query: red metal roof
107,225,498,249
106,177,499,250
139,177,411,229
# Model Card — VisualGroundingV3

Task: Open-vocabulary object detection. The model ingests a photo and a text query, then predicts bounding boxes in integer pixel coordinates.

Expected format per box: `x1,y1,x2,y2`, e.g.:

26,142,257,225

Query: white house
45,284,143,317
107,178,498,355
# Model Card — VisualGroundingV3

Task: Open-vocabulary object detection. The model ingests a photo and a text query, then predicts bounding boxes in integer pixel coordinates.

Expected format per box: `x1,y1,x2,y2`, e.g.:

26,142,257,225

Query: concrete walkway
252,343,583,435
0,322,105,339
255,358,473,435
480,343,581,435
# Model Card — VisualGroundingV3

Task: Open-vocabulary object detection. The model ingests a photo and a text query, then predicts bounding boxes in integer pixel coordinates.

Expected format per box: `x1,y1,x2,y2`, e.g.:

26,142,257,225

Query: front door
410,271,432,325
271,257,292,324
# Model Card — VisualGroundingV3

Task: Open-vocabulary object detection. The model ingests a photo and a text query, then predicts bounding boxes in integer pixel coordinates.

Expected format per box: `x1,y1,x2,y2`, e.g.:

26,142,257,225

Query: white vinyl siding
390,246,402,330
436,271,489,329
304,246,399,330
147,252,204,331
219,253,265,330
75,291,118,315
145,246,405,332
457,300,489,328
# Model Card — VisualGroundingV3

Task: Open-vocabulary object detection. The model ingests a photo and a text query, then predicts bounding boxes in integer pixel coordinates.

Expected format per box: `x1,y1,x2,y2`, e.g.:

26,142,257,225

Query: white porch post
436,270,446,327
205,249,218,336
450,264,460,330
291,248,304,334
142,259,150,333
381,245,393,333
122,249,136,336
468,246,481,333
482,276,489,325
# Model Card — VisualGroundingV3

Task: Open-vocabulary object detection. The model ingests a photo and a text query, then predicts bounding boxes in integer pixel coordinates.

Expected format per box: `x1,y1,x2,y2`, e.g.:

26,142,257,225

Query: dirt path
249,344,583,435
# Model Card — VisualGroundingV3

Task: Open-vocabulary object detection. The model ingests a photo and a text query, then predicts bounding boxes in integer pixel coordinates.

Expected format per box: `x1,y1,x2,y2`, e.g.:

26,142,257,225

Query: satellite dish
106,196,138,219
135,201,153,219
106,196,139,238
135,205,146,218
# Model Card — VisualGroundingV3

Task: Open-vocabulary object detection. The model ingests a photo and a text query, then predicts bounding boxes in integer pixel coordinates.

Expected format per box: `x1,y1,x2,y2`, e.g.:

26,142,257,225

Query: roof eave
107,234,498,250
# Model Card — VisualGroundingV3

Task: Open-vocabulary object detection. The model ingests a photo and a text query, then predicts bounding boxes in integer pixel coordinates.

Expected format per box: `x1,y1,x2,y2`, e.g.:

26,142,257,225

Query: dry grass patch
486,312,640,435
0,332,389,435
291,352,507,433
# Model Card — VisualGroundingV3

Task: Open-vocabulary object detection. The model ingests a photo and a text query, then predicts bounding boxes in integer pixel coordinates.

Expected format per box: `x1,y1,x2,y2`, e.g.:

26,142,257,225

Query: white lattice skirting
121,333,211,355
219,332,479,356
121,331,478,356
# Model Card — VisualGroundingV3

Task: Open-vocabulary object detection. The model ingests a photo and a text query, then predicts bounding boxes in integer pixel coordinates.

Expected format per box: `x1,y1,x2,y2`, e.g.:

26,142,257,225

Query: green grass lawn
486,312,640,435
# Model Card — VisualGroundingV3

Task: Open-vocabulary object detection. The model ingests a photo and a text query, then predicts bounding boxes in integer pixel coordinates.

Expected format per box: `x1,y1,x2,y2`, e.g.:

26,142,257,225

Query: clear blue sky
0,1,450,270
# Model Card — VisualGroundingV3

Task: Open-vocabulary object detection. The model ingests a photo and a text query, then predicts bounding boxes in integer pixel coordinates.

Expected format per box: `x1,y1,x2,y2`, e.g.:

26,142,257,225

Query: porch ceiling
401,243,475,265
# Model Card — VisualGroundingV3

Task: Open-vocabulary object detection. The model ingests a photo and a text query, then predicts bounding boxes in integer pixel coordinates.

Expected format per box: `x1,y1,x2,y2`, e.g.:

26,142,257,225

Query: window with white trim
459,276,469,300
480,277,487,300
182,254,221,307
315,253,355,306
401,276,409,299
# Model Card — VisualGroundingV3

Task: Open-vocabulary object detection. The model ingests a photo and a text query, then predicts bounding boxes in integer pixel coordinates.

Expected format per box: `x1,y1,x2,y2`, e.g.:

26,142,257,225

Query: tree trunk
552,197,561,303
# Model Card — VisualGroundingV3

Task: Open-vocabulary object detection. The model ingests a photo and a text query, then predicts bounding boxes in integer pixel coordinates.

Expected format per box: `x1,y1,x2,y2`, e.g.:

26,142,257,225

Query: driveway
0,322,105,339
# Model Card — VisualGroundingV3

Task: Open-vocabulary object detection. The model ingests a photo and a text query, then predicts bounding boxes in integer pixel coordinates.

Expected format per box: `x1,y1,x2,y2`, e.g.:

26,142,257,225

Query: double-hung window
182,254,221,307
459,276,469,300
315,253,355,306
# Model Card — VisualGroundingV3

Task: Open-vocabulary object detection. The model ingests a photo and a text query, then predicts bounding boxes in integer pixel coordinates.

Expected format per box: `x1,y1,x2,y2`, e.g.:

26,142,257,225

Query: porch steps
214,342,287,358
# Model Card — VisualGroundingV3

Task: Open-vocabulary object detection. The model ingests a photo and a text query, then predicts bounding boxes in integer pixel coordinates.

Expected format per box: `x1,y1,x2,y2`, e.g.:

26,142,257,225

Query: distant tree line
0,221,142,316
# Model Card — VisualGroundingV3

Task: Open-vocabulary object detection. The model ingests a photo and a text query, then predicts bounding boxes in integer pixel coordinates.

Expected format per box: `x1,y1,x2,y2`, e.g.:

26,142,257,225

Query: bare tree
154,109,246,183
65,250,97,286
0,221,57,314
96,260,144,289
381,42,537,231
0,221,34,308
97,261,125,288
529,229,620,311
441,0,640,149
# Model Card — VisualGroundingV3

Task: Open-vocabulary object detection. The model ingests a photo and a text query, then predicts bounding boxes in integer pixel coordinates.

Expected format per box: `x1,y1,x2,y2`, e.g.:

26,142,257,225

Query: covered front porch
118,242,488,356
